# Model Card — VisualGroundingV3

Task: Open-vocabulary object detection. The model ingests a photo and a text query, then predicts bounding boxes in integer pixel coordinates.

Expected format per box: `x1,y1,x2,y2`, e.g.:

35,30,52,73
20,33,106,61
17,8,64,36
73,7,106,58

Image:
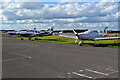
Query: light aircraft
7,28,40,38
59,27,120,46
7,31,19,36
7,27,54,40
19,27,54,40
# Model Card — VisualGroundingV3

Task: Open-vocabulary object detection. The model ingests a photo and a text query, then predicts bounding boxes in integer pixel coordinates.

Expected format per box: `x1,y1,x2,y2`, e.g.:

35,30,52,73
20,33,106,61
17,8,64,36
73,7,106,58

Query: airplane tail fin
103,27,108,34
47,27,54,31
33,28,37,33
47,27,54,35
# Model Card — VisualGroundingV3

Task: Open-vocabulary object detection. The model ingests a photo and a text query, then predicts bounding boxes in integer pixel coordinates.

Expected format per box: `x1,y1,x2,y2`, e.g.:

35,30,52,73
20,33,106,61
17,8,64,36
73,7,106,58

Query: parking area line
4,50,32,59
72,72,93,79
85,69,109,76
2,50,32,62
2,57,26,62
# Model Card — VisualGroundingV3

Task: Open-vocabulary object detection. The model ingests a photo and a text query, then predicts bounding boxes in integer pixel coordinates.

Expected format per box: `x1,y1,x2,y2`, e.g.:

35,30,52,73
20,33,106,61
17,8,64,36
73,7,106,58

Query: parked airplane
19,27,54,40
7,27,53,40
7,31,19,36
59,27,120,46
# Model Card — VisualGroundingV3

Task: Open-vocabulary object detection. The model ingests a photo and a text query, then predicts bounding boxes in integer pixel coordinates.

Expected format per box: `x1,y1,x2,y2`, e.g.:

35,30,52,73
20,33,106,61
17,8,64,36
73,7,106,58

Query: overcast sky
0,0,119,30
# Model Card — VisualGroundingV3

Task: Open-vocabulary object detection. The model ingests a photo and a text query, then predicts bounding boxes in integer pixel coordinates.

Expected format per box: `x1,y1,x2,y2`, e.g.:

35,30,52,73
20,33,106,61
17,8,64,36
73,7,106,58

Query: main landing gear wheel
35,37,38,40
21,38,24,40
29,37,31,40
78,42,83,46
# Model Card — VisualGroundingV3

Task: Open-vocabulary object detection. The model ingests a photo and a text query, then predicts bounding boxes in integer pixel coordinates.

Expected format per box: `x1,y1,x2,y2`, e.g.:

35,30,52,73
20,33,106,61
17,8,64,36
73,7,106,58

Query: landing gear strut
29,37,31,40
78,42,83,46
94,40,99,46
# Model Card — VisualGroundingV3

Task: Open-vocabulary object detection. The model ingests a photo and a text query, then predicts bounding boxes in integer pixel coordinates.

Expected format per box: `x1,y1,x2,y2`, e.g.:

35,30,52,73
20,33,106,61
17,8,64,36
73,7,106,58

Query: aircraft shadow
37,39,67,42
33,38,120,48
84,43,120,48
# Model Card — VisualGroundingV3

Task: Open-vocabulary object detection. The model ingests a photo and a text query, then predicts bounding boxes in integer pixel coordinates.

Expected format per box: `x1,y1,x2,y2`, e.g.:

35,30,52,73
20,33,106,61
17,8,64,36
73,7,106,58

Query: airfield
2,34,119,79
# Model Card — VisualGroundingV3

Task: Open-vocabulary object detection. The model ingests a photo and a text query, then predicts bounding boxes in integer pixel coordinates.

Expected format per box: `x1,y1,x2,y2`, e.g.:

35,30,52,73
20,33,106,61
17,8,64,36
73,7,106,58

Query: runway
2,34,118,79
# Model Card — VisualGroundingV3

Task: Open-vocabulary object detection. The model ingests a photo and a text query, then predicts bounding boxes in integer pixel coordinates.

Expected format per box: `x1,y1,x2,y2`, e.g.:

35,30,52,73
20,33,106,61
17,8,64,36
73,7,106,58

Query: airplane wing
95,37,120,40
59,34,78,39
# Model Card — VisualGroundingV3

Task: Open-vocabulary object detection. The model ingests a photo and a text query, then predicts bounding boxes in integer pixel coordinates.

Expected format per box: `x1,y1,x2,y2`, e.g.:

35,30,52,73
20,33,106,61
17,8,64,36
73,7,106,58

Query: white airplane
19,27,54,40
7,31,18,36
59,27,120,46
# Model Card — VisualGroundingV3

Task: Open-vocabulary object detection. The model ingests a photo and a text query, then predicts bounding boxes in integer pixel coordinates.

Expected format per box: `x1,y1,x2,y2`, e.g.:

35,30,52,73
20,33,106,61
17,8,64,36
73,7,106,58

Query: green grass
16,34,120,48
17,35,76,44
0,33,8,34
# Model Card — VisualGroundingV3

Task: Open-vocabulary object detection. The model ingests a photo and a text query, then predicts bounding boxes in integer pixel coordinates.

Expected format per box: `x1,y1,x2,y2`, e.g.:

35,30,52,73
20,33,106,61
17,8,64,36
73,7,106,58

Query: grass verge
16,35,120,48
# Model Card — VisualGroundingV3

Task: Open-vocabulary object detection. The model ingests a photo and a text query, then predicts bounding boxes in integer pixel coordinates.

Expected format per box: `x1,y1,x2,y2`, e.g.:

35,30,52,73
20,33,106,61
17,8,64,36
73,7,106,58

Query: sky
0,0,120,30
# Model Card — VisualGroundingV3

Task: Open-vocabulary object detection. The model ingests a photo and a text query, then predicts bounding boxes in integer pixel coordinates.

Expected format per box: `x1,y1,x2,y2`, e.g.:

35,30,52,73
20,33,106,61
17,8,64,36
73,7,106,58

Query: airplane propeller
73,30,79,43
60,27,120,46
73,30,77,34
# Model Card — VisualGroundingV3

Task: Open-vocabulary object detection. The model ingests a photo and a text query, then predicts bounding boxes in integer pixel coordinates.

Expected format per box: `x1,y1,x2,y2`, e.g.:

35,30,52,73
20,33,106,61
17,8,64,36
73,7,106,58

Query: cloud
15,2,44,9
101,4,118,14
3,2,118,20
60,0,81,3
3,0,40,2
1,0,119,30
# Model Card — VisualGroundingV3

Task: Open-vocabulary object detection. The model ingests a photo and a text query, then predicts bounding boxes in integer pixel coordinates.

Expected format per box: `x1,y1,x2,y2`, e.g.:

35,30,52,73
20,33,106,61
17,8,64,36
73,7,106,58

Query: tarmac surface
2,34,119,79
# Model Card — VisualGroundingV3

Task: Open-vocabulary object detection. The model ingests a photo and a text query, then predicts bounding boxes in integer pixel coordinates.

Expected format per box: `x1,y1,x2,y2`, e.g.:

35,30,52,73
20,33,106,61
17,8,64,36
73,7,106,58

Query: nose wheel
78,42,83,46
